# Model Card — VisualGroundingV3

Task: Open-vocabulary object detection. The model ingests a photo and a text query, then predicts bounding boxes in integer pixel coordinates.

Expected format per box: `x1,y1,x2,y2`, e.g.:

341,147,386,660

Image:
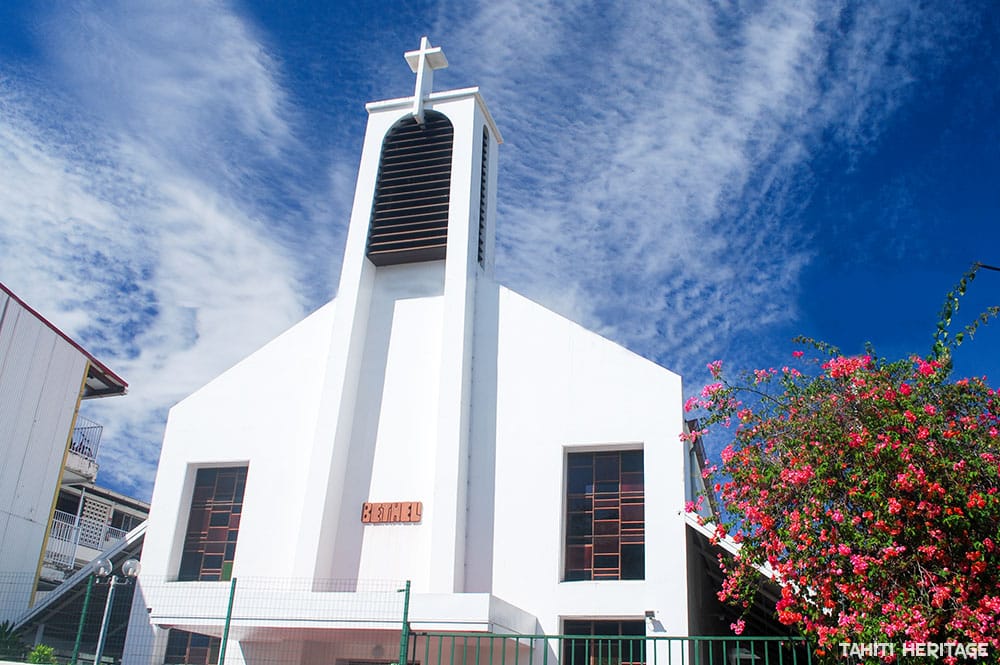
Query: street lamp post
91,557,140,665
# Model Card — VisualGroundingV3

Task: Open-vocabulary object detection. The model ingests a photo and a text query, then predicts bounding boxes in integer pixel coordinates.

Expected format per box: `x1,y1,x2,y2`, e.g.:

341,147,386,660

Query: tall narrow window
565,450,644,581
178,466,247,581
366,110,454,265
477,126,489,267
562,620,646,665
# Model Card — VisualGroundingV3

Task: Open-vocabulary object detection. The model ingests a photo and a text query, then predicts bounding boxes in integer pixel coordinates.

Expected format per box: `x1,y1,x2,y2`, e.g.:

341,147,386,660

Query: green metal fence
409,633,813,665
5,571,817,665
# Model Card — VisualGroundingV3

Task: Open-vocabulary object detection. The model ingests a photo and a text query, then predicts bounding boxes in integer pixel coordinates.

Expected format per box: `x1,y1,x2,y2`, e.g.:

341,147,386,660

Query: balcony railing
70,416,103,462
44,509,134,571
44,510,79,570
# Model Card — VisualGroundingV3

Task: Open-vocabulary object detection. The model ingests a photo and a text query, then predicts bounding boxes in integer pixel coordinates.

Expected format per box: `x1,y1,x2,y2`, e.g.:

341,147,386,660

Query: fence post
218,577,238,665
398,580,411,665
69,575,93,665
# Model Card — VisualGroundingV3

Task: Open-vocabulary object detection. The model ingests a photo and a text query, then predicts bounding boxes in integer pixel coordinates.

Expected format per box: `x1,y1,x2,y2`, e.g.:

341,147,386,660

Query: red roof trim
0,281,128,391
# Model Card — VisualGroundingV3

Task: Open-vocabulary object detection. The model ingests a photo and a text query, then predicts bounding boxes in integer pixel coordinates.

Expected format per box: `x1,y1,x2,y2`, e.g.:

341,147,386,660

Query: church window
562,620,646,665
164,629,220,664
564,450,644,581
366,110,454,265
177,466,247,582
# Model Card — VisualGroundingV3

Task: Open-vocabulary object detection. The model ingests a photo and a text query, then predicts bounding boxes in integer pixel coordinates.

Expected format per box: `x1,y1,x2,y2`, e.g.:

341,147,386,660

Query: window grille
565,450,644,581
165,629,220,665
562,620,647,665
178,466,247,581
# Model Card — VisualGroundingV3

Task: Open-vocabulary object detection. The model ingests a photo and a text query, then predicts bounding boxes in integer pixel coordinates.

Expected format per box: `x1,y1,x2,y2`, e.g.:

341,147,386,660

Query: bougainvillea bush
684,268,1000,661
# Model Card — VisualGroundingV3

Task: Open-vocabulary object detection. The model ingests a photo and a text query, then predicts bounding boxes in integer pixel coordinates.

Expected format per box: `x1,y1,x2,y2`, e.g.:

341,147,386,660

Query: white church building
123,38,732,665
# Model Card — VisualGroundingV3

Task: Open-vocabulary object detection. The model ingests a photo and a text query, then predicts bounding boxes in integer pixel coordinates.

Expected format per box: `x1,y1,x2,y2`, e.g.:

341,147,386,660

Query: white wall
136,281,689,636
137,300,338,581
489,287,689,636
0,292,87,619
330,261,444,587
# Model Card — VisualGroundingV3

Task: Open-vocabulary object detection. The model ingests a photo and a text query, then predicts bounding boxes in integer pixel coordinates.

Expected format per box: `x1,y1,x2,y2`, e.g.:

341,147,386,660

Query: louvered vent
366,111,454,265
478,126,489,267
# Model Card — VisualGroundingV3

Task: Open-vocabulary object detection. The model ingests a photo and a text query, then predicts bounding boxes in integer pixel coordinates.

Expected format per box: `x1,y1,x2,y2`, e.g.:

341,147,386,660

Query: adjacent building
39,480,148,595
0,282,128,620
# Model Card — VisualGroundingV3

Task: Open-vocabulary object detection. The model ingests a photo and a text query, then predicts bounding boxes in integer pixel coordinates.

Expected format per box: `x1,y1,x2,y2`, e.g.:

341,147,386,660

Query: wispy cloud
44,2,294,165
0,1,347,498
446,0,974,379
0,0,983,498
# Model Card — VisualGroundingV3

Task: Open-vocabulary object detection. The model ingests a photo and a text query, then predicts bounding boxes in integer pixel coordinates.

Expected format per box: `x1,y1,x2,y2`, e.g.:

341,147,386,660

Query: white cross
404,36,449,124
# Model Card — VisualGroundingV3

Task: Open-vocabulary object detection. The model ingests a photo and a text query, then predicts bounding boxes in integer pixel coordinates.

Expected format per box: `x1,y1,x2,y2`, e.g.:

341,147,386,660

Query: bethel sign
361,501,423,524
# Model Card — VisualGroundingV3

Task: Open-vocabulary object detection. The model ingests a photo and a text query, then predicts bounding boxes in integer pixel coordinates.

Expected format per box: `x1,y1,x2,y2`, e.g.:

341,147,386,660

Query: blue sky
1,2,998,501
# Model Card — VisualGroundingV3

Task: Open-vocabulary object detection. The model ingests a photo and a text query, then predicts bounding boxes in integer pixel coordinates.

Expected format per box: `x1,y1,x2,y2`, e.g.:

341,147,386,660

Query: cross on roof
404,36,449,124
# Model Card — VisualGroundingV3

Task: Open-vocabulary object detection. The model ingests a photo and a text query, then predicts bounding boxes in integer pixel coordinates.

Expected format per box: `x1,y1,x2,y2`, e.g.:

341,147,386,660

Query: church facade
124,38,696,665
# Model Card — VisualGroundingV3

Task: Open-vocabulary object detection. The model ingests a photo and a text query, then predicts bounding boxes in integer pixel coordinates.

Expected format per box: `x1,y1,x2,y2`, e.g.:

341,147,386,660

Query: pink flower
779,464,815,485
924,404,937,415
792,350,804,358
730,618,746,635
823,355,872,378
701,382,724,397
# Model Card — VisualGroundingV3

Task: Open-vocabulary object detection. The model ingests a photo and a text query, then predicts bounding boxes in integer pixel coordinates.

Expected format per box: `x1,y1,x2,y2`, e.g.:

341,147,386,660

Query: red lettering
361,501,423,523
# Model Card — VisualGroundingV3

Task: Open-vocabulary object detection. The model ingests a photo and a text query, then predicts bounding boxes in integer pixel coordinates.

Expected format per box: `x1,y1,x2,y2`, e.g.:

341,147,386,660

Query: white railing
69,416,103,462
44,511,80,569
104,525,128,544
43,511,134,571
52,509,78,529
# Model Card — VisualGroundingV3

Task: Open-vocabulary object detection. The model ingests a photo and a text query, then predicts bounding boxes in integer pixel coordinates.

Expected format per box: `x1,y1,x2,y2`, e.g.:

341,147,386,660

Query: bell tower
299,38,503,592
348,36,501,275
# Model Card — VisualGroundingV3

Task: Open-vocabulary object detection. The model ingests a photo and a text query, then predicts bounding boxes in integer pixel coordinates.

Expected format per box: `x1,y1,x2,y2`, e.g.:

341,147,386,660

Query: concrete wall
135,278,689,631
489,287,688,636
330,261,444,587
0,291,87,619
138,300,338,581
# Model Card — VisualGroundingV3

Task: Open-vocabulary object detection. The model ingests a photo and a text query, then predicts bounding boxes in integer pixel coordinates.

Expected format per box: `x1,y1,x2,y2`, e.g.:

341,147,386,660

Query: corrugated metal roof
0,282,127,397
